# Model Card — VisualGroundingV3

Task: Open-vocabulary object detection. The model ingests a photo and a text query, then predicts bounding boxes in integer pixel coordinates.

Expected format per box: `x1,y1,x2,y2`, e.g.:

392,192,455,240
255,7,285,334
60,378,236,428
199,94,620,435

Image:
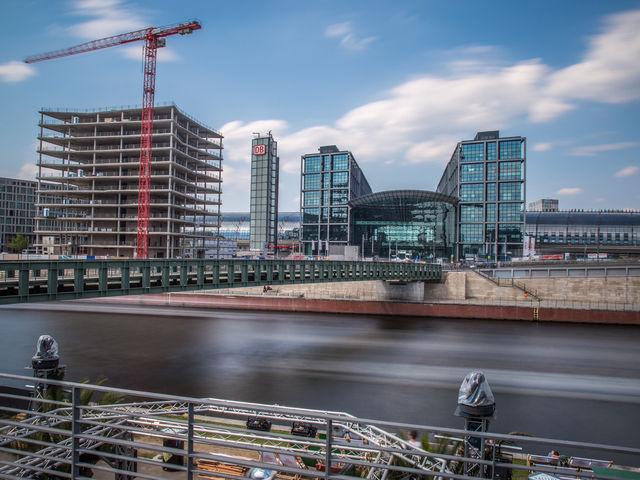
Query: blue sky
1,0,639,212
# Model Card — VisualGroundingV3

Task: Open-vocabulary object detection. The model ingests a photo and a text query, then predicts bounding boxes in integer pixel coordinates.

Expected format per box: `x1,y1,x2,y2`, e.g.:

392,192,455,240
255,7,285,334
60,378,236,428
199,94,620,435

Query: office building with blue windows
300,145,372,256
437,131,526,260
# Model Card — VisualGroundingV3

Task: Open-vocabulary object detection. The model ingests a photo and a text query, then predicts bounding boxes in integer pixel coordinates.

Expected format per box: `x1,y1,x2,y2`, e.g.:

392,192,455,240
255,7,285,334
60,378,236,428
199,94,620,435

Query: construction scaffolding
34,104,223,259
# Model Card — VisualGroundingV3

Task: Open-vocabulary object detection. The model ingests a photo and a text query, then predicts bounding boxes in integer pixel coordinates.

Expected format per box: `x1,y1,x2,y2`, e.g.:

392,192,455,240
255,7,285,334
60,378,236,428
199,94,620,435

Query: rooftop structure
528,198,559,212
35,104,223,258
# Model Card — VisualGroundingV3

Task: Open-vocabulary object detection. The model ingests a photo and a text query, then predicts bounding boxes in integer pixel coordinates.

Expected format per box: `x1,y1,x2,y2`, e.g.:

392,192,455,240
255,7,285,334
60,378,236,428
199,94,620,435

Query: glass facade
436,131,526,260
300,146,372,255
249,134,279,253
350,190,457,260
524,211,640,256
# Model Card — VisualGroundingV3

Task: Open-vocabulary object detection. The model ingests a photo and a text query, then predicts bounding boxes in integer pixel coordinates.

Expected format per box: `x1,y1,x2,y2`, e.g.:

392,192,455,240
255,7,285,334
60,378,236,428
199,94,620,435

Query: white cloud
544,9,640,105
120,45,180,62
324,21,376,51
405,136,461,165
0,61,37,82
67,0,146,40
568,141,640,156
216,8,640,209
614,165,639,178
16,162,38,181
532,142,552,152
556,187,583,195
220,120,289,164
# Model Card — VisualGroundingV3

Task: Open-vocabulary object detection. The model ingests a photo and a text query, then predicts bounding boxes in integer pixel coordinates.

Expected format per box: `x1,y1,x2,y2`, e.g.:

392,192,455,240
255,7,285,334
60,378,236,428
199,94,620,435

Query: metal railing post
325,419,332,480
71,386,81,479
187,402,194,480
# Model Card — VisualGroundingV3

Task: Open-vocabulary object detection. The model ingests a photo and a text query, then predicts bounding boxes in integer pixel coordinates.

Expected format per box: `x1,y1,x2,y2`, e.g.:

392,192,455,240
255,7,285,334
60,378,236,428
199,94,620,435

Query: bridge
0,259,441,305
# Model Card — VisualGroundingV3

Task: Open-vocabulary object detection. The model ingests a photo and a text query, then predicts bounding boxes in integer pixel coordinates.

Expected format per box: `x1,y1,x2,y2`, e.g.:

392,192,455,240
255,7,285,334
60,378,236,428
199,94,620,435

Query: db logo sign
253,145,266,155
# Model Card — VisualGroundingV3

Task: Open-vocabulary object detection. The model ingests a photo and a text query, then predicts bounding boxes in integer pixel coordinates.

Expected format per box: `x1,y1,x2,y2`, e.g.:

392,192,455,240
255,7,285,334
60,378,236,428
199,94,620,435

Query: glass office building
250,133,279,253
349,190,457,260
300,145,371,255
437,131,526,260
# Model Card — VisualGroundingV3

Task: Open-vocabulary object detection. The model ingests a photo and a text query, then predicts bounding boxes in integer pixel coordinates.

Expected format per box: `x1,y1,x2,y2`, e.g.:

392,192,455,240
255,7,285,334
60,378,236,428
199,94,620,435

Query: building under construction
35,104,223,258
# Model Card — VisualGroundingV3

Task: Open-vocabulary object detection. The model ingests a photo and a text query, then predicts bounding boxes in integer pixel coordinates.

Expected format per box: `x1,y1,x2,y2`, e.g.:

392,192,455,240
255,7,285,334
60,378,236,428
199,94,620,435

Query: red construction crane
25,20,202,259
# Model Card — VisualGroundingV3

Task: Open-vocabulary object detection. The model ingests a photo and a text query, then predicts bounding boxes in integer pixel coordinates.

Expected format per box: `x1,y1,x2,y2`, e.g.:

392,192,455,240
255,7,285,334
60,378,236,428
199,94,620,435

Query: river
1,303,639,463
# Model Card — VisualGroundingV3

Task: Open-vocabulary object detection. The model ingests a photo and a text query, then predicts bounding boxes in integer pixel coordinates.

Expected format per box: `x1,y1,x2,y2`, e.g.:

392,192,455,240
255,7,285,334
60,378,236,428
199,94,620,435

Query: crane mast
26,21,202,259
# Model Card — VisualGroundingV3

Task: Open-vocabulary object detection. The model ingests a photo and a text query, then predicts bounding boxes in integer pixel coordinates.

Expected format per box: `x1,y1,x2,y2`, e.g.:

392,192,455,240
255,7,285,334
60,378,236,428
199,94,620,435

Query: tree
8,233,28,253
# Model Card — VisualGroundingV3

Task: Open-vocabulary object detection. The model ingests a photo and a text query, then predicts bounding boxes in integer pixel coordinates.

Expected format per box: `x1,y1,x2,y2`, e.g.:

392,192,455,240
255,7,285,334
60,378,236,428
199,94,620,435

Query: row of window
303,190,349,206
460,141,523,162
303,171,349,189
303,154,349,173
302,224,348,241
460,223,522,243
460,182,522,202
460,162,522,182
528,232,640,245
303,207,348,224
459,209,523,226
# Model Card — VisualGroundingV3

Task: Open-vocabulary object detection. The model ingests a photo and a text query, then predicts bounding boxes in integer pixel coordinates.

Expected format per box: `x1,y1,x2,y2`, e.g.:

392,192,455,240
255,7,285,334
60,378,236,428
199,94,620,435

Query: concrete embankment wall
89,270,639,325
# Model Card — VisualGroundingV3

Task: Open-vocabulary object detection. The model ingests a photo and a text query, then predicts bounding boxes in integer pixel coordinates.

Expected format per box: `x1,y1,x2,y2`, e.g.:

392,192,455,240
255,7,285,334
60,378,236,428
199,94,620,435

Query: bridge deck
0,259,441,304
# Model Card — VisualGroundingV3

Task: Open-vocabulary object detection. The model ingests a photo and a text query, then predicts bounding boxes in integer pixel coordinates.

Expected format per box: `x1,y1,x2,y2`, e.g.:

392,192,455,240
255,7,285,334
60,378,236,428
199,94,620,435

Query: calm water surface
1,303,639,461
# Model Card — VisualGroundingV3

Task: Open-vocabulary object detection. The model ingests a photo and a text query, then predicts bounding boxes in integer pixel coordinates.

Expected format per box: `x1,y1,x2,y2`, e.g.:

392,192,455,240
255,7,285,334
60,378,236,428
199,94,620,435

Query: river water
1,303,639,463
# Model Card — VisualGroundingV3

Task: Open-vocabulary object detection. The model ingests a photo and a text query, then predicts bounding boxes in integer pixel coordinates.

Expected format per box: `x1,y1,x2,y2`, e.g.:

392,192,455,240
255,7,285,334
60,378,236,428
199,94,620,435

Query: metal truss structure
1,373,638,480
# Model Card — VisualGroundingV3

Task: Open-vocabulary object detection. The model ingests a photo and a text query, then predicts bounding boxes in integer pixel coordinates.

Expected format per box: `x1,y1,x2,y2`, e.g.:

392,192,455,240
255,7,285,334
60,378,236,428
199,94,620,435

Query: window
486,183,496,201
304,156,321,173
487,142,496,161
304,174,321,189
330,189,348,205
303,191,321,206
323,155,331,171
486,203,496,222
332,154,348,170
302,226,317,240
332,171,348,187
329,224,348,241
499,203,521,222
486,224,496,242
460,184,483,202
499,140,522,159
499,161,522,180
460,204,483,222
323,173,331,188
486,163,496,181
461,163,483,182
330,207,347,223
460,224,483,243
498,224,522,243
499,182,521,201
461,143,483,162
303,208,319,223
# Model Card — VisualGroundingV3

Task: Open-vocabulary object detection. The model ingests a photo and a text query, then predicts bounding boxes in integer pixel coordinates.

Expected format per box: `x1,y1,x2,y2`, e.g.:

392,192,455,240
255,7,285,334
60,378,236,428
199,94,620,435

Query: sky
1,0,639,212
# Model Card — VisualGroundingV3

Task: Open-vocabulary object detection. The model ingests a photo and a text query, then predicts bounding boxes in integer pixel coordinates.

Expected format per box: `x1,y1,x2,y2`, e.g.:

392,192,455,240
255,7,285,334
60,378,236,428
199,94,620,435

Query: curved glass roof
349,189,458,208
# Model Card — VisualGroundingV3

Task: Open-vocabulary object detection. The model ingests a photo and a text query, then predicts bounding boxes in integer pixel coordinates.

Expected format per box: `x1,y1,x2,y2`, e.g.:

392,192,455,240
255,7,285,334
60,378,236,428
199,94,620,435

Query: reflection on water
1,303,639,458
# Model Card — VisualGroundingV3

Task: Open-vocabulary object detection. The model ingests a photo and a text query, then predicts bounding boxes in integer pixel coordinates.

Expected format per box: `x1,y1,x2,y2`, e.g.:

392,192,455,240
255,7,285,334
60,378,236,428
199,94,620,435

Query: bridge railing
1,373,638,480
0,259,441,304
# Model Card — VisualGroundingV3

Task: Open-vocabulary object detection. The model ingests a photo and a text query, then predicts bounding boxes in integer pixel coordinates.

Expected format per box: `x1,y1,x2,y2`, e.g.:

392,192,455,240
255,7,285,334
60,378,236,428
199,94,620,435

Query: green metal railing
0,259,441,304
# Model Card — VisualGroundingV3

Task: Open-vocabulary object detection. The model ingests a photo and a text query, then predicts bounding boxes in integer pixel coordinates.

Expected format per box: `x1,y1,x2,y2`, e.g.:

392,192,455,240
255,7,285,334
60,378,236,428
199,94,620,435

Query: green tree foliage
8,233,29,253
